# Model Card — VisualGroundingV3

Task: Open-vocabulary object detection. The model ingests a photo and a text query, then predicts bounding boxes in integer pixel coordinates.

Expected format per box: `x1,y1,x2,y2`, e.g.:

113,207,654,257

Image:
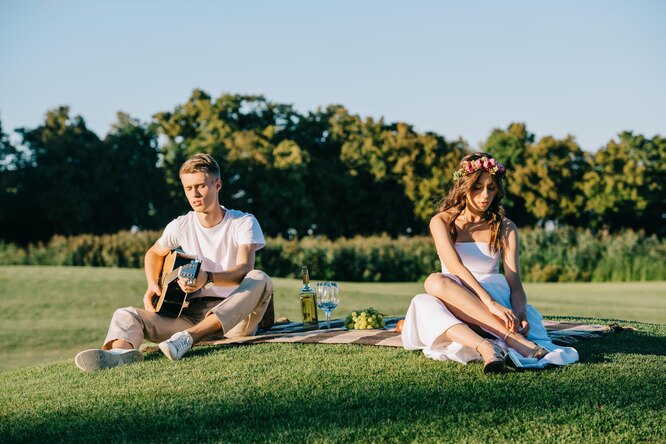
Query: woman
401,152,578,373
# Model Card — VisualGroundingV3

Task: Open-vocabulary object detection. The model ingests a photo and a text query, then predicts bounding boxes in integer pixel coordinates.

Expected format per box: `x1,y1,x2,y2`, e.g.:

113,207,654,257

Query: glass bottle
299,265,319,330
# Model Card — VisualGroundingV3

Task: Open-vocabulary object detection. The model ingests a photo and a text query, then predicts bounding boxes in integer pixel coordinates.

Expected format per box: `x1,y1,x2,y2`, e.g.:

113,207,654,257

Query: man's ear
216,179,222,191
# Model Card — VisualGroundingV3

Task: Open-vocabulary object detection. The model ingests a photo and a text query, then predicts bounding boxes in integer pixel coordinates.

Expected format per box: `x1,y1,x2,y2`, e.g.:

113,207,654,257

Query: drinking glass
315,281,340,329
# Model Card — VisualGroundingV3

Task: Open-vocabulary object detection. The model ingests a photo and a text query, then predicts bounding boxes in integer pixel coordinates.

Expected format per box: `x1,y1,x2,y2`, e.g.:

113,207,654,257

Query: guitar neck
155,251,202,317
164,267,182,285
160,261,201,288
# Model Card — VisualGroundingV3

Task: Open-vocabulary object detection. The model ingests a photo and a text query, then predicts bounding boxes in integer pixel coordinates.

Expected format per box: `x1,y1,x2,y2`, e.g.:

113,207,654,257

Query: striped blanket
191,317,623,348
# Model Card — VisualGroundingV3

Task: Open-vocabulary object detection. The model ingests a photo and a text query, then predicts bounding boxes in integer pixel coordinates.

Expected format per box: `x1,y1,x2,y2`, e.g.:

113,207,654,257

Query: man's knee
245,269,273,293
243,270,274,330
113,306,137,319
110,306,143,326
104,307,143,350
246,269,270,282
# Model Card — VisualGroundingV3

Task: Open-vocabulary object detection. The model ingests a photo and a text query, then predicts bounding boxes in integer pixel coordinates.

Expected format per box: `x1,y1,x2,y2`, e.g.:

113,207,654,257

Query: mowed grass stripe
0,266,664,372
1,323,665,443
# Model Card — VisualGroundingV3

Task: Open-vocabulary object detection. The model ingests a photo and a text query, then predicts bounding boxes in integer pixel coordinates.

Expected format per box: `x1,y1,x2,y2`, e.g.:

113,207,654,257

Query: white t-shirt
158,206,266,298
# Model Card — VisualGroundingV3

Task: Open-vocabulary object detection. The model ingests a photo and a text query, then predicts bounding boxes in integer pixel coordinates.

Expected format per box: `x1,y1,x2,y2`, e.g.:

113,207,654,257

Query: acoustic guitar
152,250,202,318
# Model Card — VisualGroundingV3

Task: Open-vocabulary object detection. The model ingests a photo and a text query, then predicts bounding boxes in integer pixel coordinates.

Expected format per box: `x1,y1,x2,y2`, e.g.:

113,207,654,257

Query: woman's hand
516,309,530,336
486,300,519,333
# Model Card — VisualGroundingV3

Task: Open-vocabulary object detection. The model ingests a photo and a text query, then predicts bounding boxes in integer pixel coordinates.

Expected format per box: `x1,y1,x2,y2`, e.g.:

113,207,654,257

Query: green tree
405,133,467,224
308,106,418,237
154,90,312,236
5,94,663,243
482,123,535,226
335,110,464,232
0,120,23,241
583,131,665,234
100,112,169,231
156,94,450,239
0,119,18,167
13,107,106,242
509,134,589,226
2,108,165,243
645,135,666,236
483,122,533,170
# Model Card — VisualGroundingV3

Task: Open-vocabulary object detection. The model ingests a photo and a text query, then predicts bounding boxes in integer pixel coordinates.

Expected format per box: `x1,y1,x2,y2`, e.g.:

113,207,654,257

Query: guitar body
153,250,202,318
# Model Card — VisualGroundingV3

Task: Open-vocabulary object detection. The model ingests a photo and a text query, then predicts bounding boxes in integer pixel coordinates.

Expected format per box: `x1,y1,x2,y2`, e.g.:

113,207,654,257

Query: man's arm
143,241,172,312
179,244,257,293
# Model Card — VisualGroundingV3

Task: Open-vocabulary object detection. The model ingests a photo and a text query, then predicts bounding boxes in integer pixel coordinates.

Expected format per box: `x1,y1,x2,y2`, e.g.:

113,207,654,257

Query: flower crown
452,156,506,182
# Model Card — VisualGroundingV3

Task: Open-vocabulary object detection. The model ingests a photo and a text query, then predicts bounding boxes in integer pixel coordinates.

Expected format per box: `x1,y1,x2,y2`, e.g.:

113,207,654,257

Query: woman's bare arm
502,219,530,335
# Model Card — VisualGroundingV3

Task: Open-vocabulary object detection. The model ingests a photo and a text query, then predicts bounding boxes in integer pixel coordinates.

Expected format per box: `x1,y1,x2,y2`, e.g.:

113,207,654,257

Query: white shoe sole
75,349,143,371
158,342,178,361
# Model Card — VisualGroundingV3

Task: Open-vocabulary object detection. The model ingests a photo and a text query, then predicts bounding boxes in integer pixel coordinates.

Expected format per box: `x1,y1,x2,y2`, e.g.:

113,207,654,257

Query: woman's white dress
401,242,578,368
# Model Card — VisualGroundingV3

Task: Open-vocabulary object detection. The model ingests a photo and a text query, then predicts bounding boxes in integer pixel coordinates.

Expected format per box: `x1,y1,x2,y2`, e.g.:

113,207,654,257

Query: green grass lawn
1,266,664,372
1,266,665,443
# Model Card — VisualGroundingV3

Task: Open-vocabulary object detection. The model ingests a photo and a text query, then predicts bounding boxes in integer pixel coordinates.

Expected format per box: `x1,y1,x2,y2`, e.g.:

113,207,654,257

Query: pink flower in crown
454,156,506,182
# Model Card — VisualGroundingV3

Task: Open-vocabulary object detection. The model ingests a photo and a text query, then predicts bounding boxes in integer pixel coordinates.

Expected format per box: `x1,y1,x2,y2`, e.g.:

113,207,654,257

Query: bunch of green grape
344,307,386,329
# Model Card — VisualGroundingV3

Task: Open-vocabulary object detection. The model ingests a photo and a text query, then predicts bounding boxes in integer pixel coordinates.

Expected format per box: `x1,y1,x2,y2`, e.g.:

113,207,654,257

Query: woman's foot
502,332,549,359
475,339,506,374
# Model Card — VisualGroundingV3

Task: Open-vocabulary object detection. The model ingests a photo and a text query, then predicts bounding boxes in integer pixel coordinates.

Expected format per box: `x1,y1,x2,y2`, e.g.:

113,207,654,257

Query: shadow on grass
142,342,256,362
146,319,666,365
575,329,666,364
4,361,664,443
5,323,665,443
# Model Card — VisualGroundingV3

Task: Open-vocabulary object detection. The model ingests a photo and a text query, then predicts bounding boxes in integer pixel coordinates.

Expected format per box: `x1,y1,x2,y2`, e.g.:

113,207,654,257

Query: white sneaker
159,331,193,361
75,349,143,371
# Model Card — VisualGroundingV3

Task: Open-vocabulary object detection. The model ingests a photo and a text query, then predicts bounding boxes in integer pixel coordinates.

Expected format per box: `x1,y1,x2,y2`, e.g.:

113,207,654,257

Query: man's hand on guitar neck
177,268,207,294
143,282,161,312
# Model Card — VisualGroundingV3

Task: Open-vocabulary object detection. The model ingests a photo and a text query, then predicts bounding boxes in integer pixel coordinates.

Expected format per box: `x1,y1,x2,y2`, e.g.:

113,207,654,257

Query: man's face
180,172,221,212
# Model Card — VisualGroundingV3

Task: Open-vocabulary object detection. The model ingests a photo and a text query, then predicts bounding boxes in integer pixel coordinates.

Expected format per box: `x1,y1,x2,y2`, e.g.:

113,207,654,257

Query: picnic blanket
188,317,626,348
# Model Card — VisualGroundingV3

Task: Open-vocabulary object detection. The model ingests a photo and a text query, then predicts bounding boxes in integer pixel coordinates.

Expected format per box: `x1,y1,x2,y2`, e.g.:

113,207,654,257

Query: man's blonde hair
179,153,221,179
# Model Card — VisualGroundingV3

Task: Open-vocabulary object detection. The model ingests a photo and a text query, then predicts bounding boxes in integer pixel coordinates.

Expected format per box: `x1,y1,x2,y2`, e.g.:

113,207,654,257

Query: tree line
1,89,663,244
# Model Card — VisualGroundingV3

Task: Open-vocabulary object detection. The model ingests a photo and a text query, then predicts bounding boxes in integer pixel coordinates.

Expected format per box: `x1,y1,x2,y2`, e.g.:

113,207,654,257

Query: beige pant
103,269,273,349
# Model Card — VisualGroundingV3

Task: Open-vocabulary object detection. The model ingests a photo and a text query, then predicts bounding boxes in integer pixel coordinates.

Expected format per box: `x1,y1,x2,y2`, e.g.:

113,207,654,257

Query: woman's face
465,171,497,214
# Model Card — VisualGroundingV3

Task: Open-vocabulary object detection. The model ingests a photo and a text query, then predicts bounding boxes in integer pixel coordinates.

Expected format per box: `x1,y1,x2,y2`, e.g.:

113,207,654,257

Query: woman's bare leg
444,324,506,372
425,273,542,357
444,324,498,358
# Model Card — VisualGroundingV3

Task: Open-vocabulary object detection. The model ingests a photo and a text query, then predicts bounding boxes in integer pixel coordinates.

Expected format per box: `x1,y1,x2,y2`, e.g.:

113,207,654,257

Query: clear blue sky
1,0,664,151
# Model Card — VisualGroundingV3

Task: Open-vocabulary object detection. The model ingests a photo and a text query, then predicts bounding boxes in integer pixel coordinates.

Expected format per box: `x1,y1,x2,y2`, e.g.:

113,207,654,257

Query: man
75,153,273,371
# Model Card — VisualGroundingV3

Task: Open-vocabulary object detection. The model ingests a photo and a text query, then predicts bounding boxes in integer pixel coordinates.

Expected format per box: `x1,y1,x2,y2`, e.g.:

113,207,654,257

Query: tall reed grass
0,228,663,282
